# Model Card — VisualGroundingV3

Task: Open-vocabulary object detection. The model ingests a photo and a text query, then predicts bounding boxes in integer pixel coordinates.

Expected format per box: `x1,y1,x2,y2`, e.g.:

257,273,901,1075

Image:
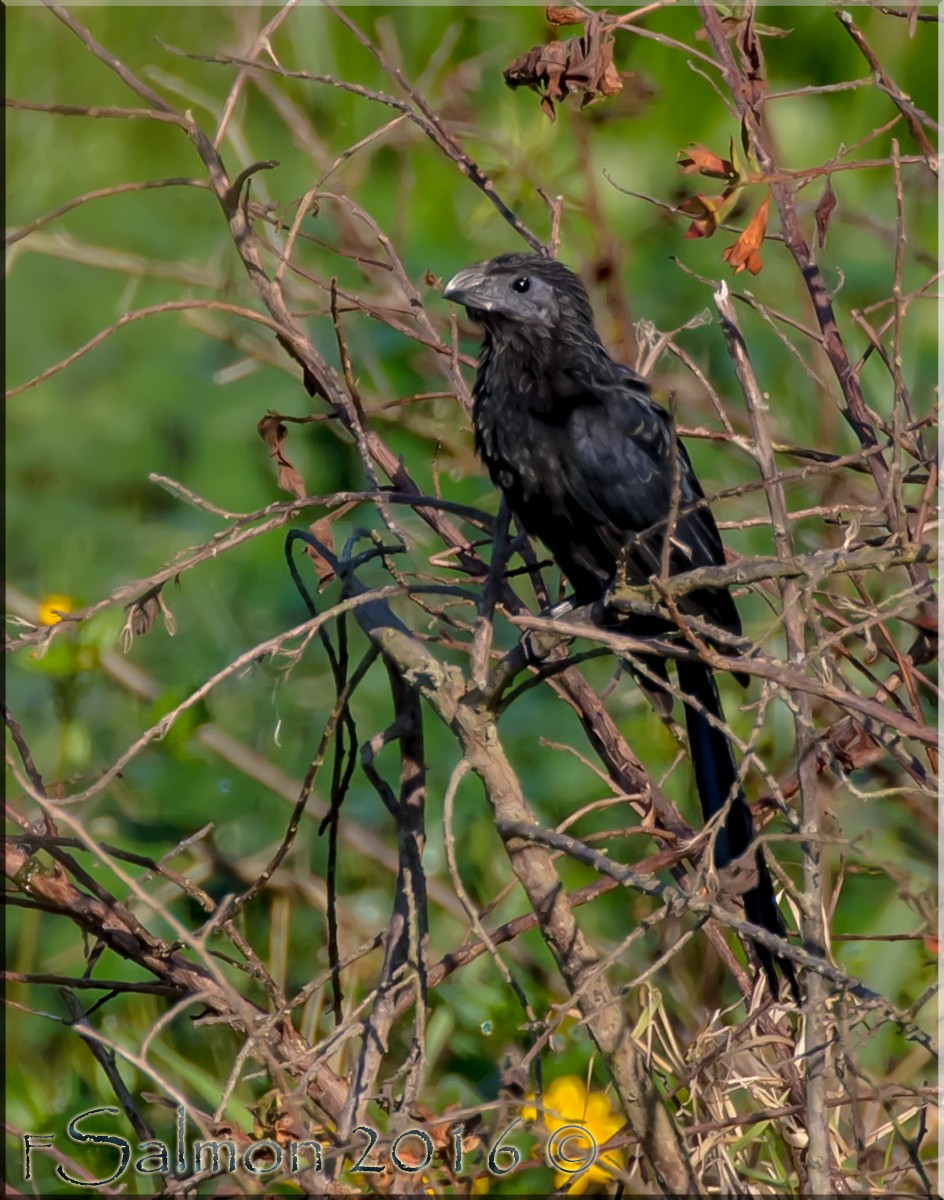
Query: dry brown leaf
545,5,585,25
258,412,308,500
305,515,339,590
122,583,176,649
721,192,771,275
735,8,786,106
504,13,622,122
829,719,882,774
680,190,737,240
677,143,736,180
815,178,837,249
307,502,359,592
256,413,350,588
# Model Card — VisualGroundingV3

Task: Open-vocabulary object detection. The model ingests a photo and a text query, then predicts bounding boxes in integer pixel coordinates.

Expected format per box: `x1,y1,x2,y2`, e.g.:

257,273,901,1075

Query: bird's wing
566,368,726,576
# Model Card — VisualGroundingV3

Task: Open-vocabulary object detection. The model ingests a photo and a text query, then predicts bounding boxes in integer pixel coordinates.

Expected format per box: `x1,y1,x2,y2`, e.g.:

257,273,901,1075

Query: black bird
444,251,797,999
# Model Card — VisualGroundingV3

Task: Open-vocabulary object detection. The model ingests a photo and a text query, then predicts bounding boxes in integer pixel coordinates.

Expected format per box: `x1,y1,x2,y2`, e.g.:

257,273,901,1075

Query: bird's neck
478,325,614,410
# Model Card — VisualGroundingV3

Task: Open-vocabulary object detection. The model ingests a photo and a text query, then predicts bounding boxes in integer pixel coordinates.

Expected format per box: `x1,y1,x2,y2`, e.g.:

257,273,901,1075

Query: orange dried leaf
677,143,735,180
721,193,771,275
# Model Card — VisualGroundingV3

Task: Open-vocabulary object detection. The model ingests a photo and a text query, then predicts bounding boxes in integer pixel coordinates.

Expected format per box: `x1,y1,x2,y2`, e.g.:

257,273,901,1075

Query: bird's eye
511,276,531,293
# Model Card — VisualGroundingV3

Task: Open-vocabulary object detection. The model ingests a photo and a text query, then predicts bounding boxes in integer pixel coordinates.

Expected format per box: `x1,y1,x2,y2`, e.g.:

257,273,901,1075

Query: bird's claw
521,599,578,665
520,629,545,667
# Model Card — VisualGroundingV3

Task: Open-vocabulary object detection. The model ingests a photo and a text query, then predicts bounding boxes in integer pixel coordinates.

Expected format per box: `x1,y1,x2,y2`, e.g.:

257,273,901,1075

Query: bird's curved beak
442,265,496,310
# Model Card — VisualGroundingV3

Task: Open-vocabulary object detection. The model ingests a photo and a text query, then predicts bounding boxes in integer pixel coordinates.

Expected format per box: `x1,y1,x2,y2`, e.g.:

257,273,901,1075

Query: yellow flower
543,1075,588,1131
37,594,73,625
523,1075,625,1194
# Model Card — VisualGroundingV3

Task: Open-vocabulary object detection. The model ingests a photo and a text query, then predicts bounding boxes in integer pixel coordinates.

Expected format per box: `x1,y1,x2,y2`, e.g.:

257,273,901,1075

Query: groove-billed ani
444,251,797,999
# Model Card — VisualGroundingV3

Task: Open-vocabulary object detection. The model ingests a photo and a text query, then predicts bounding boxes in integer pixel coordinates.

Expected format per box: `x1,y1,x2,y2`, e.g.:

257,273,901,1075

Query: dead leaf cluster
503,13,622,122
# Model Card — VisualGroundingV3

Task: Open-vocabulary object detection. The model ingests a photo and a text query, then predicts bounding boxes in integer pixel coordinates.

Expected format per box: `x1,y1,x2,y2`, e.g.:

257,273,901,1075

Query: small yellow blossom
522,1074,625,1194
543,1075,587,1131
37,594,73,625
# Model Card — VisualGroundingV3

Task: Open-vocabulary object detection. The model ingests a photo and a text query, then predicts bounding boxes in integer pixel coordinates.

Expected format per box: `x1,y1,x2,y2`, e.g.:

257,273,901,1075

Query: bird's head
442,252,596,342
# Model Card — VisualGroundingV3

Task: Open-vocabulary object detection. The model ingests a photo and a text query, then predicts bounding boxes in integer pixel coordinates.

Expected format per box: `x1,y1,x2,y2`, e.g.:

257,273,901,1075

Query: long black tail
676,658,799,1001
